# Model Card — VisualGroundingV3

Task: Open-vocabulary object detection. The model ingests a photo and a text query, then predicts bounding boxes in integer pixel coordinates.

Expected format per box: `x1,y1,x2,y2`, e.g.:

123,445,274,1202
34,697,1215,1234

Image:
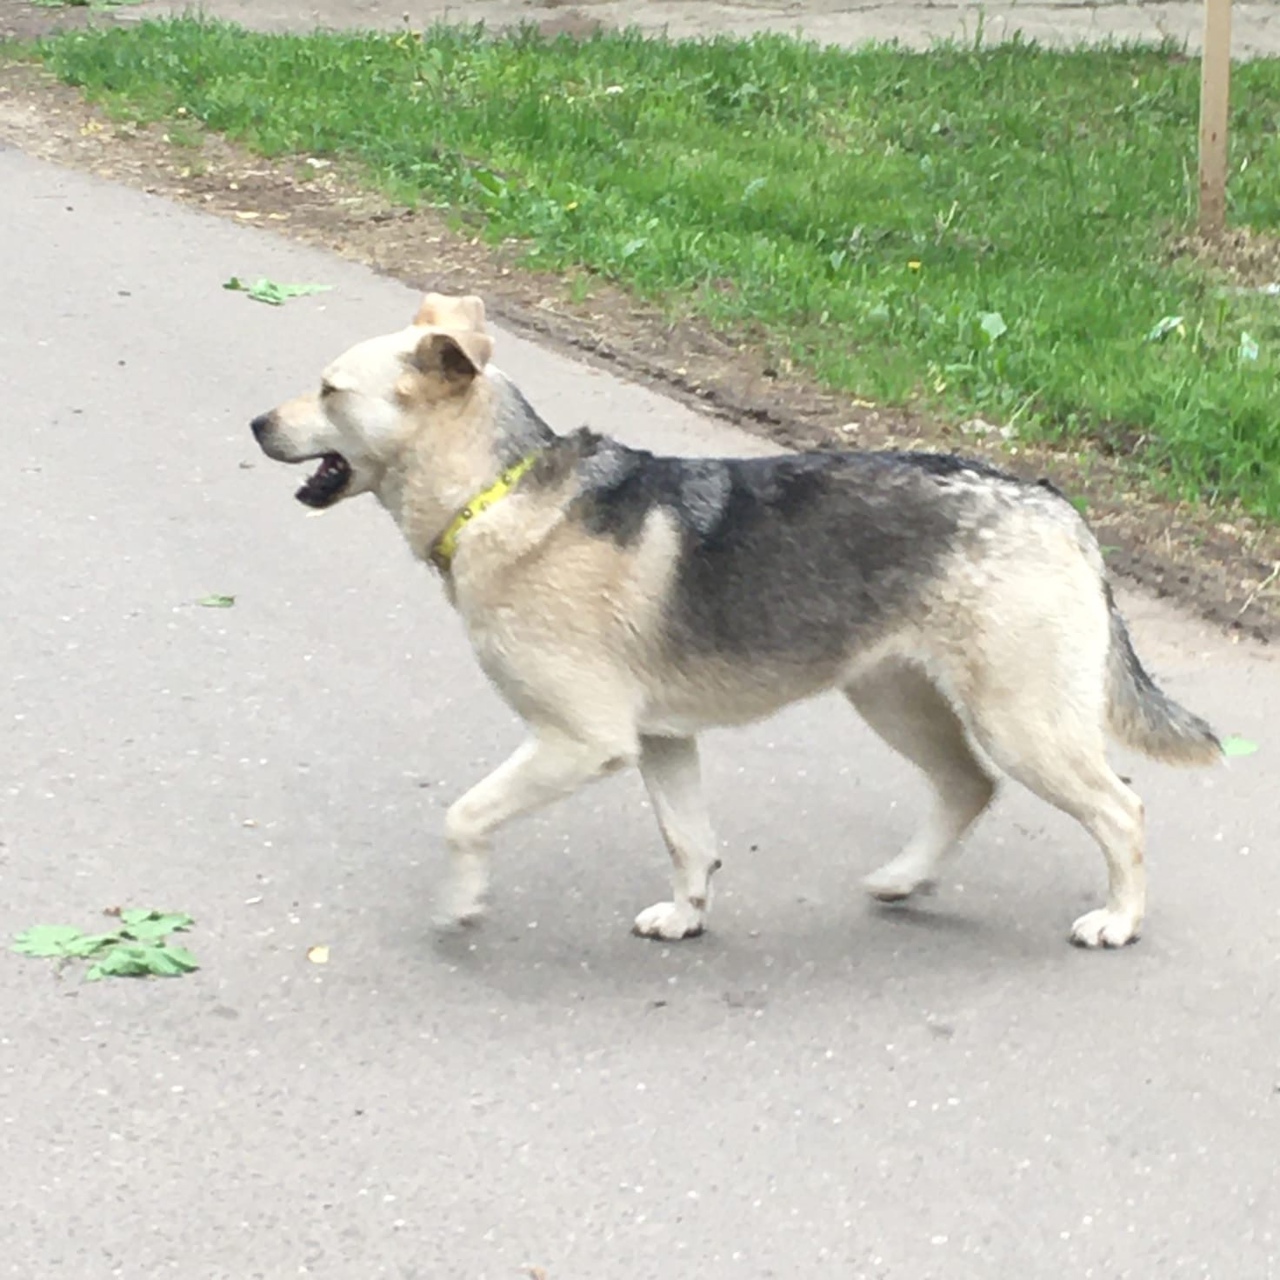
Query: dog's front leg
438,730,633,927
633,735,721,941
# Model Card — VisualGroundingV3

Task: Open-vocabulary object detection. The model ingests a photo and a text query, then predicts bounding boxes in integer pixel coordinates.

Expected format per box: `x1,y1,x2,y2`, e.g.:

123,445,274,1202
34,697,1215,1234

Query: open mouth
296,453,352,508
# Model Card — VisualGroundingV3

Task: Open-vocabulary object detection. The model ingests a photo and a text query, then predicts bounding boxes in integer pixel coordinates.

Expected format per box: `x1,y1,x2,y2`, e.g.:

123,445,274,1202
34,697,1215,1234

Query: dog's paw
633,901,705,941
1069,908,1141,949
433,900,486,933
434,857,488,931
863,859,935,903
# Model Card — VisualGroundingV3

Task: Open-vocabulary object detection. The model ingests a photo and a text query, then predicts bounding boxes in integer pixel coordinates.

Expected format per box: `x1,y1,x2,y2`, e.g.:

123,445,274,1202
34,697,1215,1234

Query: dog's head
250,292,494,509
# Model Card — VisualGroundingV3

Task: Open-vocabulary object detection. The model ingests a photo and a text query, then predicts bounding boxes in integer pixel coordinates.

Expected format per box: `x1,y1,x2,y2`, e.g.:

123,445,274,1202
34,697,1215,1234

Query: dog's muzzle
250,412,353,508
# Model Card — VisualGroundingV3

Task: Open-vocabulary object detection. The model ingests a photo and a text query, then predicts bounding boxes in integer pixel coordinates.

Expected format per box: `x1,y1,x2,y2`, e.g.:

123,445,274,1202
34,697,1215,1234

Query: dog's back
538,432,1080,665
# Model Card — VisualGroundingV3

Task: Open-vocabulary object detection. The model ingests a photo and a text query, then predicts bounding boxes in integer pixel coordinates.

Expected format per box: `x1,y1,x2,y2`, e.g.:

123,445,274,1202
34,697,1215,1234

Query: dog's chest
452,590,577,720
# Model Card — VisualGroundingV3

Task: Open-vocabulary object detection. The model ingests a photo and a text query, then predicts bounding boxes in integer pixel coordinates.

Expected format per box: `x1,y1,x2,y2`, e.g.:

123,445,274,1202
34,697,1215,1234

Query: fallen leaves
223,276,333,306
12,909,199,981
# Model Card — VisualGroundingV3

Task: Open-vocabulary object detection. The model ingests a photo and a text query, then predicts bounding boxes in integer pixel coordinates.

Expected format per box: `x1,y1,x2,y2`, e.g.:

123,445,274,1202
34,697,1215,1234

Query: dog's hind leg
438,728,636,927
845,662,996,904
967,704,1145,949
633,735,721,941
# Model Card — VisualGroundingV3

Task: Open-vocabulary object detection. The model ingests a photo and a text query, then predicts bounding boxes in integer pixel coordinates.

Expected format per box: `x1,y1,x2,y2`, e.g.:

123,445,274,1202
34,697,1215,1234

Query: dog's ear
413,292,448,328
409,330,494,384
413,292,487,332
452,294,487,332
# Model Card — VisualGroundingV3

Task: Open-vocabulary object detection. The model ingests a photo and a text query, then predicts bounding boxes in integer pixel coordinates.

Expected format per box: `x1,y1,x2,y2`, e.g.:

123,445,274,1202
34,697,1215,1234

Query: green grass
23,19,1280,514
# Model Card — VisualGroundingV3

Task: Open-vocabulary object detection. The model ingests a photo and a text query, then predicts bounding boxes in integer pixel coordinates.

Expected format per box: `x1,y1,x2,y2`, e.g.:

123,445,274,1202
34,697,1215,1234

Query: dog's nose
250,413,274,441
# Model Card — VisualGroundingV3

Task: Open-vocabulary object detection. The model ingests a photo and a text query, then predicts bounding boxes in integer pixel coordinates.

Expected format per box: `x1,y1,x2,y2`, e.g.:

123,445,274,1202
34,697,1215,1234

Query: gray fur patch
670,452,971,664
678,461,732,536
578,438,637,492
532,432,1079,668
490,371,556,468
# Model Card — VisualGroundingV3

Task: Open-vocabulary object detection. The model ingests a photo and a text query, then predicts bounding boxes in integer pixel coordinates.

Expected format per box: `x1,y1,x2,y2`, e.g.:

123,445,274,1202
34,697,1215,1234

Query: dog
250,292,1220,949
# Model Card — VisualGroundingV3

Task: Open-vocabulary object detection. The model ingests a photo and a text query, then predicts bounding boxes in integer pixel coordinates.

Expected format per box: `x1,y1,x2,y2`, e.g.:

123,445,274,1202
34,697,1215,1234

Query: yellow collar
429,454,539,572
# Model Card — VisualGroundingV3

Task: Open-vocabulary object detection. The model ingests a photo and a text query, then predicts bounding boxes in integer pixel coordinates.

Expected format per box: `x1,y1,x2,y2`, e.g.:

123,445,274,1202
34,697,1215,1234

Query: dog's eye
320,381,338,399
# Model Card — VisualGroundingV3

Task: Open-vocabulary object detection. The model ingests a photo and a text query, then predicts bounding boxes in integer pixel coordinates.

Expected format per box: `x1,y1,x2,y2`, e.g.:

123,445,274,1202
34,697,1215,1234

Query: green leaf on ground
122,909,193,930
1221,735,1259,758
978,311,1008,342
86,945,160,980
122,912,194,942
12,925,87,957
223,276,333,306
14,909,199,980
161,946,200,973
63,932,126,957
87,941,199,980
196,594,235,608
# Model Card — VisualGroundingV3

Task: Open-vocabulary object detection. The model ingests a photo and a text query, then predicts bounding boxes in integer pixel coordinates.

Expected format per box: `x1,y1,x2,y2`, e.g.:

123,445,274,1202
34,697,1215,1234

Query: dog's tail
1105,585,1221,765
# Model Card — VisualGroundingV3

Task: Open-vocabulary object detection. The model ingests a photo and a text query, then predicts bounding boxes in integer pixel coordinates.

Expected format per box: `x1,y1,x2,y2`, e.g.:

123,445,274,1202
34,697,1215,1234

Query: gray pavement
2,143,1279,1278
115,0,1280,59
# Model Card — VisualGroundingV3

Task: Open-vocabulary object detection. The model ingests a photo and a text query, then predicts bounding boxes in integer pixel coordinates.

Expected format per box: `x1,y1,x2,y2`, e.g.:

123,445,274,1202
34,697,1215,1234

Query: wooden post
1198,0,1232,237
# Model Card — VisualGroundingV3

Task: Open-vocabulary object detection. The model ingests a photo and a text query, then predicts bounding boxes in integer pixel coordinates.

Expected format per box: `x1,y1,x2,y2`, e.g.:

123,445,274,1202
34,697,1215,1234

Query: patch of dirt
1169,225,1280,288
531,7,607,39
0,0,133,43
1,56,1277,641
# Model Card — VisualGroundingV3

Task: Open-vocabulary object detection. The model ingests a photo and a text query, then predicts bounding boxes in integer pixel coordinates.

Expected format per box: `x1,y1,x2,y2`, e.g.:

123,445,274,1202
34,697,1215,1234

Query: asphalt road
2,145,1278,1279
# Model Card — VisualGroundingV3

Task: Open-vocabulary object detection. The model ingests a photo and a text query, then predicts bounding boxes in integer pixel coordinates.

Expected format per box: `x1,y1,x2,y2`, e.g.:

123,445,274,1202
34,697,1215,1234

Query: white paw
863,859,935,903
633,900,706,940
1070,908,1141,949
434,857,488,930
433,898,485,932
